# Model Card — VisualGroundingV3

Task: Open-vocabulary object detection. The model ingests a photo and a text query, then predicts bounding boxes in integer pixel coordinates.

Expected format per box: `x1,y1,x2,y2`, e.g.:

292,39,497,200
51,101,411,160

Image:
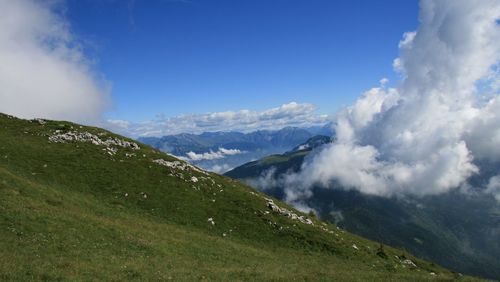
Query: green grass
0,113,480,281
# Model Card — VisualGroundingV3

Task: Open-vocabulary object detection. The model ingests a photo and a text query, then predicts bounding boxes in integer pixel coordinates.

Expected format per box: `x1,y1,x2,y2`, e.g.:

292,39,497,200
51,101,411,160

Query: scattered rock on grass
264,198,313,225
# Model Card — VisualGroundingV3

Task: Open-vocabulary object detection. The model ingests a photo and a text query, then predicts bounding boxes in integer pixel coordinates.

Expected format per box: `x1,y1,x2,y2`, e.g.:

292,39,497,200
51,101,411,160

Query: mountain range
139,126,332,173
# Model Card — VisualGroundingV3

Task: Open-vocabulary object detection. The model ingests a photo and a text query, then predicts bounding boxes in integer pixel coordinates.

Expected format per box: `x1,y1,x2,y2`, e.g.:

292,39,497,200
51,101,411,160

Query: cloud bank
282,0,500,201
107,102,330,137
208,164,233,174
185,148,245,161
0,0,109,122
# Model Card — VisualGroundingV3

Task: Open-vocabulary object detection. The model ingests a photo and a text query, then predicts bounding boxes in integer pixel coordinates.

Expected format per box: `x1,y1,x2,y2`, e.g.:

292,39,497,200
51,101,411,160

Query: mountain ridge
139,126,317,173
139,126,317,155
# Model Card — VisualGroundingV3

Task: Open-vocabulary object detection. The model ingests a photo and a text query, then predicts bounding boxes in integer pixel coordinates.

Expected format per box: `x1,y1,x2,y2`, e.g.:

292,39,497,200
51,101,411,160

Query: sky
1,0,418,136
66,0,418,124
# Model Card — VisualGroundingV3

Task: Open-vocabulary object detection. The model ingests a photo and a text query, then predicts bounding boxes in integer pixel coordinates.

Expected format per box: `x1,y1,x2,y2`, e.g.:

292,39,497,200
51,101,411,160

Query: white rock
32,118,46,125
152,159,208,175
265,198,313,225
48,131,140,151
402,259,417,268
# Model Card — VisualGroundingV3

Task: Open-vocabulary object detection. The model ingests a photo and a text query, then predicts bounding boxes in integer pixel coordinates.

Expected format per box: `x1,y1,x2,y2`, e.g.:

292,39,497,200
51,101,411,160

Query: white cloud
0,0,109,122
208,163,233,174
282,0,500,199
186,147,245,161
486,175,500,201
107,102,331,137
379,77,389,86
247,167,280,191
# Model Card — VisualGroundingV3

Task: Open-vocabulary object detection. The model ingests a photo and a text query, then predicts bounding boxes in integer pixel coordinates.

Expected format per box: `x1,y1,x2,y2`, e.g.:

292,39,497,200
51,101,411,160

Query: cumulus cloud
107,102,330,137
0,0,109,122
246,167,280,191
280,0,500,200
185,147,245,161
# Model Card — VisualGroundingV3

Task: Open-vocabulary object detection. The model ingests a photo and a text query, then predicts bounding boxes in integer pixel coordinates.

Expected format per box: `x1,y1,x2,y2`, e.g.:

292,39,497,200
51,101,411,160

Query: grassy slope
0,114,477,281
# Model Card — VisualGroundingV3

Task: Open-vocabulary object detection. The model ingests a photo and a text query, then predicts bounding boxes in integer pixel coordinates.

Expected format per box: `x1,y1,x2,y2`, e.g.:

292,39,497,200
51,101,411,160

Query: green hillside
0,113,477,281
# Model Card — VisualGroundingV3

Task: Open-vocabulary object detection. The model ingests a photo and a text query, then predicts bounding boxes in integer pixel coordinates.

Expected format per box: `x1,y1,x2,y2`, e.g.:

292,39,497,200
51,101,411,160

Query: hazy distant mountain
304,122,335,137
138,127,314,173
225,137,500,280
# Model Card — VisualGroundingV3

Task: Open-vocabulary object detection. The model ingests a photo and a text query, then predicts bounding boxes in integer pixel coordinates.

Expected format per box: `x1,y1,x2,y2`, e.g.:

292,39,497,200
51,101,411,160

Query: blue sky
66,0,418,123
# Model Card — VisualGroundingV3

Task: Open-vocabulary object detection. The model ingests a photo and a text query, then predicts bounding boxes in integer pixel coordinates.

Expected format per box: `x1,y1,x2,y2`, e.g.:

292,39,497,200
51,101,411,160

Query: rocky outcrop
265,198,313,225
152,159,208,175
402,258,417,268
49,131,140,150
31,118,46,125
